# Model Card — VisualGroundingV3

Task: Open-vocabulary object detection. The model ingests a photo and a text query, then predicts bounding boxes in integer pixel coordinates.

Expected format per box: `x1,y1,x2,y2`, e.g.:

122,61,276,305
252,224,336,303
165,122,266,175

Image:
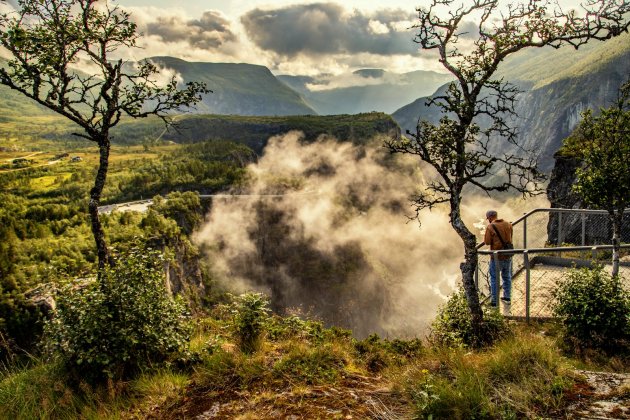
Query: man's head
486,210,498,222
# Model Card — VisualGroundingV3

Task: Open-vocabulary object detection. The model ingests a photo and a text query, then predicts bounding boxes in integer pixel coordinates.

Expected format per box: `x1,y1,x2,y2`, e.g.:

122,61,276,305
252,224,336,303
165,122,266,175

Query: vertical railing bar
524,250,530,324
523,213,528,249
581,213,586,246
475,253,479,290
493,252,500,308
558,212,564,245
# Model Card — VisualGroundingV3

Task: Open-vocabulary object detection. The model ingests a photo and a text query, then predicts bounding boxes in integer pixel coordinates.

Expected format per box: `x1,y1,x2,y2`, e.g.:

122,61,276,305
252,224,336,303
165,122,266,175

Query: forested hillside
146,57,317,116
0,140,252,352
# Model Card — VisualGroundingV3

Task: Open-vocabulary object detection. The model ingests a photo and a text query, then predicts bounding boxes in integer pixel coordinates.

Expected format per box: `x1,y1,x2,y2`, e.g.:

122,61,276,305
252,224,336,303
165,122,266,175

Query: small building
71,156,82,162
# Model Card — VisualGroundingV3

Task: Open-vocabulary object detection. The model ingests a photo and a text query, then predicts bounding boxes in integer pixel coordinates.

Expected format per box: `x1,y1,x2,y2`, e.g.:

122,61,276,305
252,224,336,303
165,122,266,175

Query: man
484,210,513,307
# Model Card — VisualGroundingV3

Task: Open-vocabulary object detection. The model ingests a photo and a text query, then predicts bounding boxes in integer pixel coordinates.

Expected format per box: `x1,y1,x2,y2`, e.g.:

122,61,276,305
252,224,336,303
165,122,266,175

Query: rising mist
194,132,544,337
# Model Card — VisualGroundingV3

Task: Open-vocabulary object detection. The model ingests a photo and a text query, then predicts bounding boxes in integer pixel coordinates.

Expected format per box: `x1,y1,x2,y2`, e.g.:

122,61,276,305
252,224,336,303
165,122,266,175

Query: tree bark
88,139,111,270
449,196,484,335
610,209,623,277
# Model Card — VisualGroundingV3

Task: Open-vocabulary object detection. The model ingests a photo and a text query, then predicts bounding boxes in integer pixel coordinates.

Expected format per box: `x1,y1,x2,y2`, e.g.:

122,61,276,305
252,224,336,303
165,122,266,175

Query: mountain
392,33,630,172
146,57,316,116
0,56,317,127
277,69,453,115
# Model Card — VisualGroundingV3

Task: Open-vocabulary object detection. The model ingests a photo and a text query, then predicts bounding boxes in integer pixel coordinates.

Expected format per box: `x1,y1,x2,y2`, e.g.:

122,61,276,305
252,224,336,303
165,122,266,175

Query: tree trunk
449,196,484,335
610,209,623,277
88,139,111,270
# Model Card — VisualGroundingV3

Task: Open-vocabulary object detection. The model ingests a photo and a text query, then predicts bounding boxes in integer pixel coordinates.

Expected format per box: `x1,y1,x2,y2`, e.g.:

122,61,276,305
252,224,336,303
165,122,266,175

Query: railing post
492,252,500,306
558,212,564,245
475,252,479,290
592,246,597,262
524,250,530,324
581,213,586,246
523,213,528,249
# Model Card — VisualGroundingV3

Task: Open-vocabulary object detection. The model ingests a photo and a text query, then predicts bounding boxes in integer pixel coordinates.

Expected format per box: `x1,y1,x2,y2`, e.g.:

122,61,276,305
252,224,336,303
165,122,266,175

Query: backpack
491,223,514,253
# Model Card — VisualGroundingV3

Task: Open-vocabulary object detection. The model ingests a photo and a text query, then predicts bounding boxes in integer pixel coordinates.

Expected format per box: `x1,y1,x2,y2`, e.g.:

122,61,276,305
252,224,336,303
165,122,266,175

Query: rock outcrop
546,152,630,245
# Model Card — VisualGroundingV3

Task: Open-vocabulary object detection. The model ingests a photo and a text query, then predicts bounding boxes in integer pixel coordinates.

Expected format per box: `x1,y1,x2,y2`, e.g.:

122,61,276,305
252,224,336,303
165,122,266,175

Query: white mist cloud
194,133,549,337
195,133,457,336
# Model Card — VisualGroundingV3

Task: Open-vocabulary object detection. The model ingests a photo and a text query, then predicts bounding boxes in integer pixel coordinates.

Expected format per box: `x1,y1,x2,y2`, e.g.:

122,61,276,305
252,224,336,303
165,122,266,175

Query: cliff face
505,53,629,172
393,34,630,173
546,153,630,245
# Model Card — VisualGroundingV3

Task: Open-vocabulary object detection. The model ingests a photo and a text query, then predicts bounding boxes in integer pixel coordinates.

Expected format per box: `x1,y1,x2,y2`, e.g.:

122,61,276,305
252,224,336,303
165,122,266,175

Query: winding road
98,190,320,214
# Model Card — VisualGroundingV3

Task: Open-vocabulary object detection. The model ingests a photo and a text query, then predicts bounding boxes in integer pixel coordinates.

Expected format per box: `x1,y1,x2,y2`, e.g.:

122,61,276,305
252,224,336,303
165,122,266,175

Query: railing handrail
476,207,630,250
511,207,630,227
478,243,630,256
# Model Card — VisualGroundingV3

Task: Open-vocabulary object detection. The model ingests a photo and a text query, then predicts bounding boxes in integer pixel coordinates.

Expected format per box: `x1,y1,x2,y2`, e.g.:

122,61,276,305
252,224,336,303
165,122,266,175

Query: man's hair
486,210,498,219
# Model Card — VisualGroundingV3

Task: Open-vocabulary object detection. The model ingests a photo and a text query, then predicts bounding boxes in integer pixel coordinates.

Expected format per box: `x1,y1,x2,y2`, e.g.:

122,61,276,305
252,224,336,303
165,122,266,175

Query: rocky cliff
546,152,630,245
393,33,630,173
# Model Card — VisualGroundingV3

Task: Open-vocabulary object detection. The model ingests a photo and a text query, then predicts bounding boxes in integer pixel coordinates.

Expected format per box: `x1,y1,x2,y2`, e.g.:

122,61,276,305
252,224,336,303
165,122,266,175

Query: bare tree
0,0,208,270
386,0,629,338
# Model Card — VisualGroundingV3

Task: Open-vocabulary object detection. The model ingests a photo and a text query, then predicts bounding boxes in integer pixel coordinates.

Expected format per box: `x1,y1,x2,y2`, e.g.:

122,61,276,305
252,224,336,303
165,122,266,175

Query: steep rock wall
546,153,630,245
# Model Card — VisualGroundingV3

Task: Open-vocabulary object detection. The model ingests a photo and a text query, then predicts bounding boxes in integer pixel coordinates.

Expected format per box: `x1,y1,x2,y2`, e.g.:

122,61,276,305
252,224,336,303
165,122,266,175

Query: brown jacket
484,219,513,259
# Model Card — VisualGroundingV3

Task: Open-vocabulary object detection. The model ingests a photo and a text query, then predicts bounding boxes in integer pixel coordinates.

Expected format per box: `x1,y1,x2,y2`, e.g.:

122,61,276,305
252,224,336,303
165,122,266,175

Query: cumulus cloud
241,3,417,57
146,10,237,50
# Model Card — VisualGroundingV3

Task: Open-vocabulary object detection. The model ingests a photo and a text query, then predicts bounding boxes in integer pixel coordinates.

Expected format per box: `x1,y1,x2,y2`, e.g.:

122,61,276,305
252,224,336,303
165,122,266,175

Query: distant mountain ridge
392,33,630,172
277,69,453,115
146,57,316,116
0,56,317,124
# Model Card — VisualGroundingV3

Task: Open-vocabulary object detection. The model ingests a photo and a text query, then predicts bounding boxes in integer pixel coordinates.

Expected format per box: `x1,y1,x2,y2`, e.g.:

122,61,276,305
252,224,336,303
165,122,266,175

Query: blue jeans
489,258,512,306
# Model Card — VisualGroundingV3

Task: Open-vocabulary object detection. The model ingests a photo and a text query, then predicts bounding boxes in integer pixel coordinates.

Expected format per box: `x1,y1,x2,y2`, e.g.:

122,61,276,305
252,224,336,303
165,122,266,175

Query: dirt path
3,151,42,162
155,373,411,420
567,370,630,419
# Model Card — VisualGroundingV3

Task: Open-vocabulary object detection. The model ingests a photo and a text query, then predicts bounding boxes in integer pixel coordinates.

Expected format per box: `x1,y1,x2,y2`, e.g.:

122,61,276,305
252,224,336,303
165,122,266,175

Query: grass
0,363,189,419
30,173,72,191
2,312,602,419
397,330,575,419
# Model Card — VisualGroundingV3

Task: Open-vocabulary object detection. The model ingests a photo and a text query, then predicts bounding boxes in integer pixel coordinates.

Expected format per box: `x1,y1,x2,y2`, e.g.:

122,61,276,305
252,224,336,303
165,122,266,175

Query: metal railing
476,208,630,322
506,208,630,249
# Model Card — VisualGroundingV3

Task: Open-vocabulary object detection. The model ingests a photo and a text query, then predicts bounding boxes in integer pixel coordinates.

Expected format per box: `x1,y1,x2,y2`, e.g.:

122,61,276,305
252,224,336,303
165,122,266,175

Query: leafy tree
151,192,203,236
0,0,208,269
386,0,629,336
44,247,191,383
565,80,630,277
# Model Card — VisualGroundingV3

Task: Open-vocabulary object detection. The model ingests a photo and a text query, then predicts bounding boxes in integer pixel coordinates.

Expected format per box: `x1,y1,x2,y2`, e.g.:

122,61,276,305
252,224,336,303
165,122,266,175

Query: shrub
354,333,423,373
273,343,346,385
266,314,352,344
44,248,191,383
552,266,630,352
430,289,510,348
230,293,270,354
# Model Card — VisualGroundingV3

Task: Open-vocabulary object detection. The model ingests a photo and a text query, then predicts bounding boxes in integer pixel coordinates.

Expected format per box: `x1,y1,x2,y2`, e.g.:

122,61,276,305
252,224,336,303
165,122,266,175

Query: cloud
146,10,237,50
241,3,418,57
